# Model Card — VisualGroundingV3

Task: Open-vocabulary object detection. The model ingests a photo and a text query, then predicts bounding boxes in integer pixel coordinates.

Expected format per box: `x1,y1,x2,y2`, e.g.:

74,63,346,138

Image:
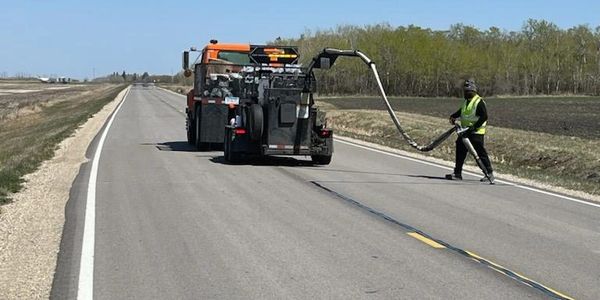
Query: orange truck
181,40,334,164
182,40,251,150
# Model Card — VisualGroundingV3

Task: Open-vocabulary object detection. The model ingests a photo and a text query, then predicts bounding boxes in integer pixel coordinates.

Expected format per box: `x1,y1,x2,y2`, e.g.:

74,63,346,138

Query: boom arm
308,48,455,152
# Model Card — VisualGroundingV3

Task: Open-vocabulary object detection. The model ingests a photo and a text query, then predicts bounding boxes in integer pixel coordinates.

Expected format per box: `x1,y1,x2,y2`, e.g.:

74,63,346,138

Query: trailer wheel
248,104,263,141
187,114,196,145
311,155,332,165
195,106,209,151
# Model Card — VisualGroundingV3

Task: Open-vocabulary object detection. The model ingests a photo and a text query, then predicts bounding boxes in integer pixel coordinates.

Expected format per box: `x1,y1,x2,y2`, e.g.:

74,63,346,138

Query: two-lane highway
51,86,599,299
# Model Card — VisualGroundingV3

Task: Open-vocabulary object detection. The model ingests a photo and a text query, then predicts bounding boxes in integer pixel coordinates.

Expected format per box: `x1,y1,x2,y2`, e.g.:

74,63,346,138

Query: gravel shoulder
0,87,129,299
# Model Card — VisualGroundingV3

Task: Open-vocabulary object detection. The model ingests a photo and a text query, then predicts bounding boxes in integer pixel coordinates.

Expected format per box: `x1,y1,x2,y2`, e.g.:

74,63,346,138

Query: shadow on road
154,141,195,152
140,141,223,152
407,175,449,180
209,155,318,167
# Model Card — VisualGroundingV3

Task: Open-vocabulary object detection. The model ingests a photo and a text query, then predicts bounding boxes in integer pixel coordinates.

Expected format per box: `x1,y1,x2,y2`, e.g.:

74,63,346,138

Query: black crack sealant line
311,181,574,300
307,48,492,183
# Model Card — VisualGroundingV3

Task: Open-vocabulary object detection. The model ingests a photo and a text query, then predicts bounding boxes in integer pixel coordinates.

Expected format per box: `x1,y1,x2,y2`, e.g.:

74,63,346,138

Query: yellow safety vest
460,94,486,135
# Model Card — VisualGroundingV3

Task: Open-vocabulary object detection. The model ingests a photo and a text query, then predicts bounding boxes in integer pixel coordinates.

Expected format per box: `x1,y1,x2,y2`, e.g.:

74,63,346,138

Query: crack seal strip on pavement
310,180,574,300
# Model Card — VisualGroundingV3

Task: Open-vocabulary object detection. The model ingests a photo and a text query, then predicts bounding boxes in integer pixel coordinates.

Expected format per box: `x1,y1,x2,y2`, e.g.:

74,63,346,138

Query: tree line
273,20,600,97
95,71,152,83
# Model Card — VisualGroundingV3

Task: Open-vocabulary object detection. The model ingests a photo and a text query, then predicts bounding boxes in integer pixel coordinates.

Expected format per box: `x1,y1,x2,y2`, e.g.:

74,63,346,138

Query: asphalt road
52,86,600,299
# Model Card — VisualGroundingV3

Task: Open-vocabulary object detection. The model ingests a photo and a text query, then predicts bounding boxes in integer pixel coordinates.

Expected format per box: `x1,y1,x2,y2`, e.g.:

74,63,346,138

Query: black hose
308,48,456,152
367,61,455,152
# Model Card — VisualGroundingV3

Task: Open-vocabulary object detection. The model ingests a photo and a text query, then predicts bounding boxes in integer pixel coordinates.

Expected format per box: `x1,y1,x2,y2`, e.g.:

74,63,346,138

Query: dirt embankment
0,87,129,299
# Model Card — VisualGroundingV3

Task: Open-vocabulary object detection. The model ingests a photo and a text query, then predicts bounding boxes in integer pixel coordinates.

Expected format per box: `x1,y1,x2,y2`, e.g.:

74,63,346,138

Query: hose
309,48,492,180
358,51,456,152
309,48,455,152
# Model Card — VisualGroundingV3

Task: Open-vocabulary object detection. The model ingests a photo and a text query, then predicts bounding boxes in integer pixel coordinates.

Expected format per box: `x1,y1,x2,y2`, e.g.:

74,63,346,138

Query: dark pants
454,134,493,175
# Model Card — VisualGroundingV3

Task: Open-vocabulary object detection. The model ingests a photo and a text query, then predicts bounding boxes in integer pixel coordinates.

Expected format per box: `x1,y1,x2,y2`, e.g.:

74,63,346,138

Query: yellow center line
407,232,446,249
465,251,575,300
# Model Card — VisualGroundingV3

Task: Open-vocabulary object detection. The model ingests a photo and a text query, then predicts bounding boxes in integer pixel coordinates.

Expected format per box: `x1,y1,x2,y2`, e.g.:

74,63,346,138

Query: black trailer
221,47,334,164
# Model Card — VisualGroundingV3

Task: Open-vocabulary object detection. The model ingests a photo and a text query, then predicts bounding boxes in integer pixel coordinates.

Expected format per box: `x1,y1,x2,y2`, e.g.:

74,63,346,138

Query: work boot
480,173,495,184
445,173,462,180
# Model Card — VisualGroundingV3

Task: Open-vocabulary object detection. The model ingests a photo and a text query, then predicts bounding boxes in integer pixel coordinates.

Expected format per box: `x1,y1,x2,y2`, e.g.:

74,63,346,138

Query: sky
1,0,598,79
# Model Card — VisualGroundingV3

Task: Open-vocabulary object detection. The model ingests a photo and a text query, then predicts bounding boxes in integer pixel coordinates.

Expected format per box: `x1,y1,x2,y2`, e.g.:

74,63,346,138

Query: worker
446,79,494,184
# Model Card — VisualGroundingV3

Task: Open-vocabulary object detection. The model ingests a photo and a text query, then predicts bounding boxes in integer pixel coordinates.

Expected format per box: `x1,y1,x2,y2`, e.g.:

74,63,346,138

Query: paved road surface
52,86,600,299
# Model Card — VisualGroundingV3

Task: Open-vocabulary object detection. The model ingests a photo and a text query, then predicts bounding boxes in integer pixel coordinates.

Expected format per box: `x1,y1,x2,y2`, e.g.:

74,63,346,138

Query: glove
449,117,457,125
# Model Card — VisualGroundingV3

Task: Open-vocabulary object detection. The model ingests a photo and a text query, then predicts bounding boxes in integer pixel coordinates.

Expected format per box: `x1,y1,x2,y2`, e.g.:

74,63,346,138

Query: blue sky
1,0,598,79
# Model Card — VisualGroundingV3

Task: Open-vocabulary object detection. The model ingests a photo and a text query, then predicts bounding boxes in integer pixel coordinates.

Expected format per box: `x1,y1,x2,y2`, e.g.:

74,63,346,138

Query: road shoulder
335,135,600,204
0,86,129,299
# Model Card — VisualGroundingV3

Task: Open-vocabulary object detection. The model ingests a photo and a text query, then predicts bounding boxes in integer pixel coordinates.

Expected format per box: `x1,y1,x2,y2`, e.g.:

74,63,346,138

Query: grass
321,106,600,196
0,84,126,205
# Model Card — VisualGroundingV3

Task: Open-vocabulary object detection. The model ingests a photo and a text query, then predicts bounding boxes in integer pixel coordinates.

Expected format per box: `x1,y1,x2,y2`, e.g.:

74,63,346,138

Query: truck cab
183,41,251,150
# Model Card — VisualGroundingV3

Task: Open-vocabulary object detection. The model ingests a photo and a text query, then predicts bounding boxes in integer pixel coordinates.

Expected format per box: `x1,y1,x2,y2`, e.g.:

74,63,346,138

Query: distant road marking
154,88,186,114
335,138,600,209
407,232,446,248
157,86,186,98
311,180,574,300
77,87,130,300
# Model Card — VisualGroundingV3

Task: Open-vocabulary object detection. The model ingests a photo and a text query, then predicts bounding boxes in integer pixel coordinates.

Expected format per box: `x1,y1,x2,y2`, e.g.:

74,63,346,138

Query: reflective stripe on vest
460,94,486,135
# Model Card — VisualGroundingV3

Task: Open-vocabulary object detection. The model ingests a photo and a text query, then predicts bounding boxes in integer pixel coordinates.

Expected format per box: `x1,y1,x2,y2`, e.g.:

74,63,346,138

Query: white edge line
157,86,186,98
77,86,130,300
335,138,600,209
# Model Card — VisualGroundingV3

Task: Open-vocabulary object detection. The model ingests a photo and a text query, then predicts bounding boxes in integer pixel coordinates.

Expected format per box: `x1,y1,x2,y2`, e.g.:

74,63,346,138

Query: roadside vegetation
0,84,125,205
319,101,600,197
274,19,600,97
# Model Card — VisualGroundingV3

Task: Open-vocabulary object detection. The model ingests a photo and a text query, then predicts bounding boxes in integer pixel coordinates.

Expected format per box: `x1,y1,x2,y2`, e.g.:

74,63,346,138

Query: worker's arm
449,109,461,124
471,100,488,130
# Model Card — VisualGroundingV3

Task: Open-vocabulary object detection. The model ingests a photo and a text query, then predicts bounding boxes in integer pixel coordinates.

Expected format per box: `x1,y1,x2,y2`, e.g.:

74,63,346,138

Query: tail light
318,128,332,138
234,128,247,135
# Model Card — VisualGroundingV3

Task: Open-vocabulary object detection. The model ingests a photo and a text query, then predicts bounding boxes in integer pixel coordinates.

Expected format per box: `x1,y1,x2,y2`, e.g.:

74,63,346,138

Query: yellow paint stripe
407,232,446,249
466,251,574,300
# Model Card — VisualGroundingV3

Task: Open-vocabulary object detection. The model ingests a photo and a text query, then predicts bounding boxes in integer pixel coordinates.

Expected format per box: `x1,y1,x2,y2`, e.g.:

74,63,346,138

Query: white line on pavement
77,87,130,300
335,138,600,209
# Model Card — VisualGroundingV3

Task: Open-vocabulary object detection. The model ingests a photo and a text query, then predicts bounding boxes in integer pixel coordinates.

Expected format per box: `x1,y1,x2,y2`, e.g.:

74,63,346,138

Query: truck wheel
195,107,208,151
187,114,196,145
248,104,263,141
311,155,332,165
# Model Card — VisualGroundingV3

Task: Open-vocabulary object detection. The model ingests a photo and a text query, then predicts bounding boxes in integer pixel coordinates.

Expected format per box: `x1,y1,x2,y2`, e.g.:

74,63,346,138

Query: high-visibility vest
460,94,486,135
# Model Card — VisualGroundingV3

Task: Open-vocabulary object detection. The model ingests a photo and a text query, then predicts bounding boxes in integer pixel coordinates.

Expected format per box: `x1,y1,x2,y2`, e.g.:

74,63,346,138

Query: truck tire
195,106,209,151
187,114,196,145
311,155,332,165
248,104,263,141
